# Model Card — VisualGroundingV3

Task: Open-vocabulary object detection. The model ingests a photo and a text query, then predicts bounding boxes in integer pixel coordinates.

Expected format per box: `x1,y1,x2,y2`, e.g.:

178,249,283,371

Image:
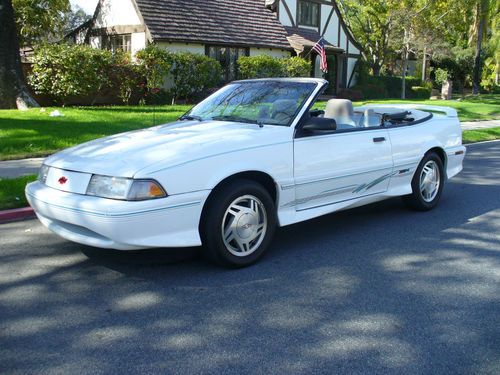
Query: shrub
29,44,115,105
432,47,475,92
353,82,387,99
113,52,145,105
135,45,173,94
408,86,431,99
353,75,424,99
434,68,449,86
237,55,311,79
337,88,363,101
169,52,222,104
136,46,222,104
282,57,311,77
238,55,284,79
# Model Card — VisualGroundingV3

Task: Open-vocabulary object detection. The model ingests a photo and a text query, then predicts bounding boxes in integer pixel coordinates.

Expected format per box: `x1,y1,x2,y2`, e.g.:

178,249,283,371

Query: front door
293,127,393,211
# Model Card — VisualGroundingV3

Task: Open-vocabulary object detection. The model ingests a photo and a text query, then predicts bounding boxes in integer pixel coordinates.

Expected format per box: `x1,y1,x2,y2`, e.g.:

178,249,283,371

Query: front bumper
26,181,210,250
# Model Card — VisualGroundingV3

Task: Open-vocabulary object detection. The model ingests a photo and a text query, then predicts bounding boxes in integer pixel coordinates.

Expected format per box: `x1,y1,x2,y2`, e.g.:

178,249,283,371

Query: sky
70,0,99,14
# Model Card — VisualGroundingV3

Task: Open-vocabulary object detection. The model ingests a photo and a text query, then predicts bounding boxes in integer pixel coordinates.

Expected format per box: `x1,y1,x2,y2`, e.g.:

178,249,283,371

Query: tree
12,0,71,46
0,0,71,109
0,0,38,109
63,5,91,35
471,0,493,94
338,0,398,76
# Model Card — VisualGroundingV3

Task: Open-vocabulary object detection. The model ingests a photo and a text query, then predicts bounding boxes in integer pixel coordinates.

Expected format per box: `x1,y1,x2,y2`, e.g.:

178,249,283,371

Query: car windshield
184,81,317,126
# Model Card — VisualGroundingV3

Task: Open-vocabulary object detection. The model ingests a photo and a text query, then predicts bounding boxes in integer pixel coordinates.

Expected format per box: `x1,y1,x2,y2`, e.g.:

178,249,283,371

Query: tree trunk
401,28,410,100
472,2,485,95
421,46,427,83
0,0,39,109
372,63,382,77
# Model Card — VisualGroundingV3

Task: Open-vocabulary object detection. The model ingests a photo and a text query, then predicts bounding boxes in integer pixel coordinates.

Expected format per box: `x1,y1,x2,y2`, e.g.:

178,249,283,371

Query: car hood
44,120,292,177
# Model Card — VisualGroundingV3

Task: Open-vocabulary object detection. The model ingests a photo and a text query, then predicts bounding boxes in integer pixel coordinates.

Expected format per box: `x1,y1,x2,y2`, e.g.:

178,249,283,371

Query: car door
293,124,393,211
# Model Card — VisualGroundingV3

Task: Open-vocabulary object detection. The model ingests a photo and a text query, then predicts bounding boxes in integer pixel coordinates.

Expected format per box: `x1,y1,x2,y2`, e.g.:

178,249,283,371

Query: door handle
373,137,386,143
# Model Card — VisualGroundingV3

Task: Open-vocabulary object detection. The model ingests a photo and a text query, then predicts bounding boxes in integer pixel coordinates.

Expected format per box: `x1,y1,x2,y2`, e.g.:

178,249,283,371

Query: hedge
238,55,310,79
28,44,223,105
29,44,118,105
352,75,431,99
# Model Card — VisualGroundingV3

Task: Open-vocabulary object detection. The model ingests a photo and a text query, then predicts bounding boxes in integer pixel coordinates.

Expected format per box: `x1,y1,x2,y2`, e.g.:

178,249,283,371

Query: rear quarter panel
387,114,464,194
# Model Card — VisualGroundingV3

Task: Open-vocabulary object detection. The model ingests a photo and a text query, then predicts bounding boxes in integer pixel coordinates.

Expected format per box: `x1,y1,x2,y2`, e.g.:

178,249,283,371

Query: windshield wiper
179,114,203,121
211,115,263,128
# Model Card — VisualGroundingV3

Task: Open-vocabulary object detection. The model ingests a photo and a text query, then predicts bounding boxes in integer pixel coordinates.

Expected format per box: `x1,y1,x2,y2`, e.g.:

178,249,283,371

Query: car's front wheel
201,179,277,267
403,151,444,211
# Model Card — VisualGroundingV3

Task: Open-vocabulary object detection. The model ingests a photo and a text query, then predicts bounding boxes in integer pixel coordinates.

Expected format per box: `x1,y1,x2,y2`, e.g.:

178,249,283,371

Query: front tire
200,179,277,267
403,152,445,211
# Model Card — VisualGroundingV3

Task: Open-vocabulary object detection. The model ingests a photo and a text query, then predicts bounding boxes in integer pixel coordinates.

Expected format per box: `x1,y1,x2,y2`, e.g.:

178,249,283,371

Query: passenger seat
324,99,356,129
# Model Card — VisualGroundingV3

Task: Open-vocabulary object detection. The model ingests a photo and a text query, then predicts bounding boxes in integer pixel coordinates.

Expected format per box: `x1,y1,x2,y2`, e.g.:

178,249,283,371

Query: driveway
1,142,499,374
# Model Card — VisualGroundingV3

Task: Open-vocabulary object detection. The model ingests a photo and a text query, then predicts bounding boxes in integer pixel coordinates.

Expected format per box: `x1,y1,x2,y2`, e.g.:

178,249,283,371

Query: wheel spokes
221,195,268,257
419,160,440,203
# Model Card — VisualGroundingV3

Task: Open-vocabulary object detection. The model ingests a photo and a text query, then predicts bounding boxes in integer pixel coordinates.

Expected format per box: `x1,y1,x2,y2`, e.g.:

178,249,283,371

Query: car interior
315,99,383,129
301,99,424,135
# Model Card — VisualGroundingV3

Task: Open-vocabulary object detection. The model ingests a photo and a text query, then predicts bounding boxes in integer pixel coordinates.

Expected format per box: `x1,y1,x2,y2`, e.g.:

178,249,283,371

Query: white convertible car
26,78,466,267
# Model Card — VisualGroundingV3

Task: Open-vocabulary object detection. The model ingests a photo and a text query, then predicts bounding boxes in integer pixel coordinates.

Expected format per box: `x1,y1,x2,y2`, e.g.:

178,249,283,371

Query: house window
102,34,132,54
207,46,249,82
298,1,320,27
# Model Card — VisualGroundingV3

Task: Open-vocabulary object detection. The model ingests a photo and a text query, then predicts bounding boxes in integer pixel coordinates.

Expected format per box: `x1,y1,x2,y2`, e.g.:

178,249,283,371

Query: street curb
463,139,500,147
0,207,35,224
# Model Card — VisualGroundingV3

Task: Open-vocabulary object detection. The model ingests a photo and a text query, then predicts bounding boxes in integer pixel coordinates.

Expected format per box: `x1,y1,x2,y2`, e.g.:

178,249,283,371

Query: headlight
38,164,50,184
86,175,166,201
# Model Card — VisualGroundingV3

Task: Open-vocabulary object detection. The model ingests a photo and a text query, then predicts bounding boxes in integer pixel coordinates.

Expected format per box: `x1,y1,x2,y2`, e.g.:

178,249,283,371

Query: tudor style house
83,0,361,93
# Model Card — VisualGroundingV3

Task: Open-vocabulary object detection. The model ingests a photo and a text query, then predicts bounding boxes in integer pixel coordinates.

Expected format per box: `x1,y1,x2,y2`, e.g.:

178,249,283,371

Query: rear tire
200,179,277,267
403,152,444,211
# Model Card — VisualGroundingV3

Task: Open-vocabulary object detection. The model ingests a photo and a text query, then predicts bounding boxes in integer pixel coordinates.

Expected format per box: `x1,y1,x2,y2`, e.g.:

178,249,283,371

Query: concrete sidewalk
0,120,498,179
0,158,44,178
461,119,499,130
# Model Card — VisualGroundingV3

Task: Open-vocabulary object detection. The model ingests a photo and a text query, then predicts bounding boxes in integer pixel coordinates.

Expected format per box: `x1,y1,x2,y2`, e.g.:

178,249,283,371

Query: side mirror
302,117,337,133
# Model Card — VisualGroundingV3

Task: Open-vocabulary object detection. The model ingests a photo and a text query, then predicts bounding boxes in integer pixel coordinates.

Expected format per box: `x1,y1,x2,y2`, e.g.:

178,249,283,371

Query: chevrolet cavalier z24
26,78,466,267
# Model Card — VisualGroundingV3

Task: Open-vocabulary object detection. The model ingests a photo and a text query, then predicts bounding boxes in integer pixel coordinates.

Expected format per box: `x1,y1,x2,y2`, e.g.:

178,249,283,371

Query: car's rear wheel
201,179,277,267
403,151,444,211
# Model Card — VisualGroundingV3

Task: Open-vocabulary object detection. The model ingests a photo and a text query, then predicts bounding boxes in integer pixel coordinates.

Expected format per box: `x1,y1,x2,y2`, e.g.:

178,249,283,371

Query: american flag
312,38,328,73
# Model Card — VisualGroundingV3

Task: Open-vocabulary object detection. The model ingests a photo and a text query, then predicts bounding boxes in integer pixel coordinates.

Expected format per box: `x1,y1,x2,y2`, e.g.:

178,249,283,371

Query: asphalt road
1,141,499,374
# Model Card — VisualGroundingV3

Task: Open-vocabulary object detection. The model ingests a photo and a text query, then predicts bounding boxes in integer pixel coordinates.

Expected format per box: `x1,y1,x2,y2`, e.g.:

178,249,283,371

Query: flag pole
303,37,323,59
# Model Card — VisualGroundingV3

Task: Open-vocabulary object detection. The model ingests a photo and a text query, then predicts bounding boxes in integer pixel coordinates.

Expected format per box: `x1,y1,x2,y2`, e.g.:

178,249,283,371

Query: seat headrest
325,99,354,119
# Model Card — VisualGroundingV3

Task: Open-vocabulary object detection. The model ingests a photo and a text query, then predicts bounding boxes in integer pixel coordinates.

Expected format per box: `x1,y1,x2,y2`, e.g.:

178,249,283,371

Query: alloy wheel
221,195,268,257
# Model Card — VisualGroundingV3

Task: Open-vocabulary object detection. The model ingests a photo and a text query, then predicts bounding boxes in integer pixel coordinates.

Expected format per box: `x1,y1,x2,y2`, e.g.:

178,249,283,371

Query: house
83,0,362,93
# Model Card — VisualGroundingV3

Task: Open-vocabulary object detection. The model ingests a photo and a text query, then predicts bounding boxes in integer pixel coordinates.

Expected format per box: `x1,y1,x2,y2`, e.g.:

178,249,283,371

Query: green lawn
462,127,500,144
0,105,191,160
0,175,37,210
0,96,498,160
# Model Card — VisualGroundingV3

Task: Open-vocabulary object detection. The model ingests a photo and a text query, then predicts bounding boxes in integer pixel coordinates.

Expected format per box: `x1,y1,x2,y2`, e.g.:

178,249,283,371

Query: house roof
284,26,344,54
134,0,292,50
